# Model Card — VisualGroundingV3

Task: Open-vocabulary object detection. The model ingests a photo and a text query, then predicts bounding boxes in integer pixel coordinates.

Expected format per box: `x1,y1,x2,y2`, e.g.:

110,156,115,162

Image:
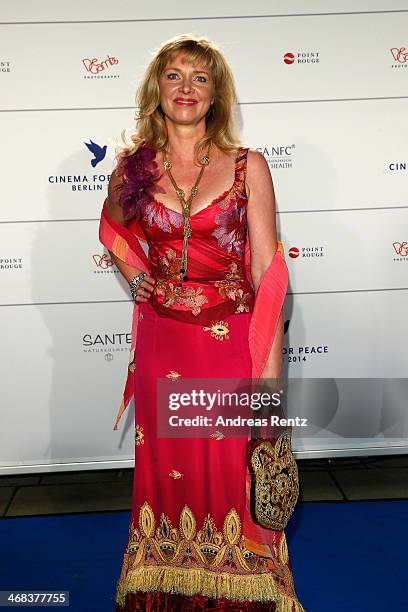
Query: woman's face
159,51,214,127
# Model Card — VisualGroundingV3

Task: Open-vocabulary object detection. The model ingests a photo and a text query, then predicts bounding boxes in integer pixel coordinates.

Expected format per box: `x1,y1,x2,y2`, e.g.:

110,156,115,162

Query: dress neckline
152,147,243,219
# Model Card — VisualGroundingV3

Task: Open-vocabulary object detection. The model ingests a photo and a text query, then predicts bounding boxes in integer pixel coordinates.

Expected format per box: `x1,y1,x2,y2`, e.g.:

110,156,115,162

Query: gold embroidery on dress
234,288,252,313
169,470,183,479
214,262,242,298
209,430,225,440
175,285,208,316
138,312,144,320
214,262,252,314
135,424,144,446
203,320,230,341
115,500,304,610
166,370,181,381
154,248,209,315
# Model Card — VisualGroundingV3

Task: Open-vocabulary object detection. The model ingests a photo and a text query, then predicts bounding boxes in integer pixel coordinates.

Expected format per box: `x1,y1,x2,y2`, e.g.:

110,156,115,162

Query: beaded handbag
246,430,299,531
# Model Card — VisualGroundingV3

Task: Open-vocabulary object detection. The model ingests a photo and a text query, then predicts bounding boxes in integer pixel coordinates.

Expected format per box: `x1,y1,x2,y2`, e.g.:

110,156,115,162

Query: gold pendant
162,143,212,282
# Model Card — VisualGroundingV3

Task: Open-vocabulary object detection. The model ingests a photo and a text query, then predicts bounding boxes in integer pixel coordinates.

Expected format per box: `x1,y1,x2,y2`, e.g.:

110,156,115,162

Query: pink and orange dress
99,145,304,611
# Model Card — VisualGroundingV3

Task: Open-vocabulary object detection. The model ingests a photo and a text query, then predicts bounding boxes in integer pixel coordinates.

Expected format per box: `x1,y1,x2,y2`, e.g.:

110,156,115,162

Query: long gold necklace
162,141,211,283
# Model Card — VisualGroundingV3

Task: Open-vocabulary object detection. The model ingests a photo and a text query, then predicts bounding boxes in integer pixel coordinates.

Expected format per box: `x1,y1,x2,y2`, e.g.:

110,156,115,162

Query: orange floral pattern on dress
165,370,182,381
169,470,183,479
139,149,255,320
135,424,145,446
210,430,225,440
214,262,252,314
153,248,209,315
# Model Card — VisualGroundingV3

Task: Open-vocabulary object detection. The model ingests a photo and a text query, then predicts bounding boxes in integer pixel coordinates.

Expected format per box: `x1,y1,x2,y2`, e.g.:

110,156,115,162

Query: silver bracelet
129,272,146,301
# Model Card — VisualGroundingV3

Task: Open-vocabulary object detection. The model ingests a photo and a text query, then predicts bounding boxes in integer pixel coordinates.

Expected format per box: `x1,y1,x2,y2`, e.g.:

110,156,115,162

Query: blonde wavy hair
117,33,242,164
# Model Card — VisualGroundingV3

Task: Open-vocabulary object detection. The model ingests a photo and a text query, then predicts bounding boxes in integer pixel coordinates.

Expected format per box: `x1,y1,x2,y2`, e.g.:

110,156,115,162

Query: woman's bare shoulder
246,148,269,171
245,149,272,199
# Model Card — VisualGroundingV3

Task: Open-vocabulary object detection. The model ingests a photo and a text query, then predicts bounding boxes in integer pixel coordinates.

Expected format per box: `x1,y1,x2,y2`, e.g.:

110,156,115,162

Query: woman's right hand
131,273,156,302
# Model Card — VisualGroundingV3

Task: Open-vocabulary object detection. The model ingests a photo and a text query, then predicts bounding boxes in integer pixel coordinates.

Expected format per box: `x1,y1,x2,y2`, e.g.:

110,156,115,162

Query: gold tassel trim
116,564,305,611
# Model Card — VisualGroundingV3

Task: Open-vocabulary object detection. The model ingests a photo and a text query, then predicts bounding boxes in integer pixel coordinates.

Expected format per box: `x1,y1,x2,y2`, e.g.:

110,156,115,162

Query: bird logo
84,140,107,167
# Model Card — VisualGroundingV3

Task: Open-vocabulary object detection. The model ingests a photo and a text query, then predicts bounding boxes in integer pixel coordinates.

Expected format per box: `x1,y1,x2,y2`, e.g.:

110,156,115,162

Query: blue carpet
285,499,407,611
0,500,406,611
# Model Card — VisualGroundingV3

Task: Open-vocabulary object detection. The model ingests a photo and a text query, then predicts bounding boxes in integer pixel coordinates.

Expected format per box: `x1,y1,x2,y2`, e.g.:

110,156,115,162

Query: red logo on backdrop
82,55,119,74
284,52,295,65
390,47,408,63
93,254,114,268
289,247,299,259
393,241,408,256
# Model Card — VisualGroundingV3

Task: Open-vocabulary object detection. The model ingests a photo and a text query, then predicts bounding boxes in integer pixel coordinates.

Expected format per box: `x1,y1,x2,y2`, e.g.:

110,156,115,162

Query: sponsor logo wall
0,1,407,472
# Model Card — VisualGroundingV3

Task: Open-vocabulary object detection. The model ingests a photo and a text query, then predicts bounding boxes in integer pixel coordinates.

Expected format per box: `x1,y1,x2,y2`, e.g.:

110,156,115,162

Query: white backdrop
1,0,407,473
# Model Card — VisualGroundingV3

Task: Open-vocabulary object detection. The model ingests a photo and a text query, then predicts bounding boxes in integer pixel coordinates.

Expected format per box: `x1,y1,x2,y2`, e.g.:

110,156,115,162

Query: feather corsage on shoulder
115,145,160,221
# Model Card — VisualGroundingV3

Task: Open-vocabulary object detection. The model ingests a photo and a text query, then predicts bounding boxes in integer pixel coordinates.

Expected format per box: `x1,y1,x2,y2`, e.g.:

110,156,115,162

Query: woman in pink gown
99,34,304,612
